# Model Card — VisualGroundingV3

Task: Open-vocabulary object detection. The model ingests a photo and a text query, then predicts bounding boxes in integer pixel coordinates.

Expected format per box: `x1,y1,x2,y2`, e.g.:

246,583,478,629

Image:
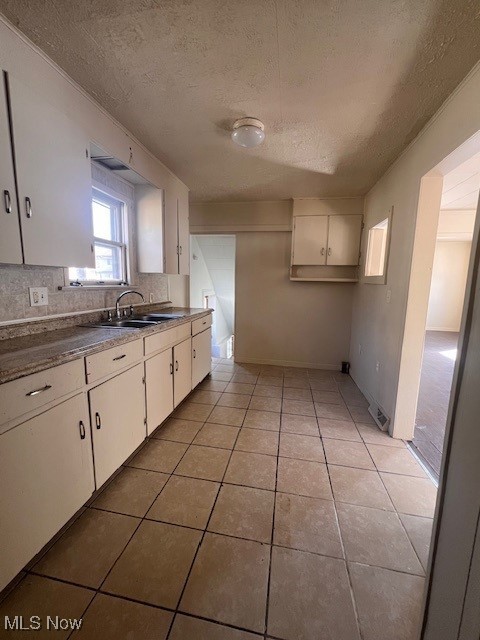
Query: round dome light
231,117,265,148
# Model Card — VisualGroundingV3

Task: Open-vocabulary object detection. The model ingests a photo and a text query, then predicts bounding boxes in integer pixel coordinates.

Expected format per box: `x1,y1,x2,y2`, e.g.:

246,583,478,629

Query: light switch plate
29,287,48,306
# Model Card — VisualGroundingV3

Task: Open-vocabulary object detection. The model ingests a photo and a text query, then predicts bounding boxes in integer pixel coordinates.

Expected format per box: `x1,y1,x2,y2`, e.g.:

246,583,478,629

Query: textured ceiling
1,0,479,201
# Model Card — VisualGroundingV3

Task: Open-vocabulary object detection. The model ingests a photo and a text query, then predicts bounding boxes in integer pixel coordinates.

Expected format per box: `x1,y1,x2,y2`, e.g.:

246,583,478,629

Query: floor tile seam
264,412,281,636
375,467,428,574
165,406,248,637
323,451,364,640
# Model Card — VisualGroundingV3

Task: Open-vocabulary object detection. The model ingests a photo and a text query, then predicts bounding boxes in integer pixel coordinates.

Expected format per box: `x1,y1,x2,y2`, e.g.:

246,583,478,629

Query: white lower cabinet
0,393,94,590
192,327,212,388
173,337,192,407
145,349,174,435
89,363,146,488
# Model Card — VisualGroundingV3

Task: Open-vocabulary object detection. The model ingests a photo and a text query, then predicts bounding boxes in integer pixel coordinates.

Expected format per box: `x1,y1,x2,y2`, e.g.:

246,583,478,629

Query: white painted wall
426,241,471,331
190,236,230,346
349,60,480,434
196,235,235,335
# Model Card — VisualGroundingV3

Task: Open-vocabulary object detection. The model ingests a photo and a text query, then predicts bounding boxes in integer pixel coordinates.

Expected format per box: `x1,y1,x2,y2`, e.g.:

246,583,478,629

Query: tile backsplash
0,263,170,323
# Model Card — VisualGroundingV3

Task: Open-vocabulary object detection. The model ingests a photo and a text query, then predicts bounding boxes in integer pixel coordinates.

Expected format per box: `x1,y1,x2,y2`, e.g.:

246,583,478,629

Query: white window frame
68,187,129,286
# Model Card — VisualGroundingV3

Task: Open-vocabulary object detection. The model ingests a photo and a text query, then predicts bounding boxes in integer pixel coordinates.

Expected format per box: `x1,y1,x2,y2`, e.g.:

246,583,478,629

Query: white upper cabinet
0,72,22,265
177,188,190,275
136,184,165,273
292,216,328,265
8,75,94,268
165,183,190,275
326,215,363,265
291,214,362,267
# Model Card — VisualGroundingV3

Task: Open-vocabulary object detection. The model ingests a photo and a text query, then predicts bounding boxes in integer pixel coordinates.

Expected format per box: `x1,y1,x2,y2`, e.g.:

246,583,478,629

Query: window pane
92,199,114,240
94,243,123,281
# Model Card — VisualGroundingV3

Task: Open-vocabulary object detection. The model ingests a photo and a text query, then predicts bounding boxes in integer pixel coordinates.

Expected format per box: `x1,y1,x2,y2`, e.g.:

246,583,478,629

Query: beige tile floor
0,360,437,640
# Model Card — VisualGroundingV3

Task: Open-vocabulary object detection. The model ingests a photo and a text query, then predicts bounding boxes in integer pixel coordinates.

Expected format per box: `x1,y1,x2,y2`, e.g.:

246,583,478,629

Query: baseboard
234,357,340,370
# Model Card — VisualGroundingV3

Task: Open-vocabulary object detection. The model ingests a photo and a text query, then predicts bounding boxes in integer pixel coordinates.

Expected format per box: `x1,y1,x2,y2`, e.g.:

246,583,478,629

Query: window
69,189,128,284
365,218,389,277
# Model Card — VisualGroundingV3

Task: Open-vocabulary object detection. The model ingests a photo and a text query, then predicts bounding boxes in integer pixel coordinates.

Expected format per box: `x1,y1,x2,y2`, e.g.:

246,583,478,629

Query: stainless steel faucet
115,290,145,319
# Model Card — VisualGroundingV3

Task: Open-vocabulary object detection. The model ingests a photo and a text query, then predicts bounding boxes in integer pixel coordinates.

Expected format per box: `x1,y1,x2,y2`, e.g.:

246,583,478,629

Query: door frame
393,131,480,440
421,185,480,638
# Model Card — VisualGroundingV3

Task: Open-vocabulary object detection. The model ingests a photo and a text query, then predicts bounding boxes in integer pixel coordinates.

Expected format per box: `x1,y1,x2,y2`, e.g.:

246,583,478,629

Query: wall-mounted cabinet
1,73,94,268
290,200,363,281
136,184,166,273
165,186,190,275
0,72,22,265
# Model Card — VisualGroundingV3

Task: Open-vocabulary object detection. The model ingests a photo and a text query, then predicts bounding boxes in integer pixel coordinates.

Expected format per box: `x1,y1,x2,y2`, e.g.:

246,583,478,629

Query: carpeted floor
412,331,459,479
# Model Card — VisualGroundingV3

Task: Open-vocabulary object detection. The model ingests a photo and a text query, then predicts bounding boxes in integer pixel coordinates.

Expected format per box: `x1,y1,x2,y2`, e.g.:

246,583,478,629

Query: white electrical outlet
29,287,48,306
386,289,392,304
149,293,154,303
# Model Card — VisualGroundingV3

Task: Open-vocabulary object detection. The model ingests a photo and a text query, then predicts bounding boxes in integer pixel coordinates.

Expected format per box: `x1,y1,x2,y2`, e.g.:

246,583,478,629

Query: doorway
189,234,235,359
412,157,480,478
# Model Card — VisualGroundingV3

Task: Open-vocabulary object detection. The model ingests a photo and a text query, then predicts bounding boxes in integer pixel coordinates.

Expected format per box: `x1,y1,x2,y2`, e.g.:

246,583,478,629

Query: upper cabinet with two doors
290,198,363,281
0,71,94,268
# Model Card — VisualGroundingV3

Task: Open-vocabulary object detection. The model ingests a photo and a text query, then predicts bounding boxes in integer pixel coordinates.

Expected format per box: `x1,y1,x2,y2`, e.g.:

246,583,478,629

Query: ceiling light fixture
231,117,265,148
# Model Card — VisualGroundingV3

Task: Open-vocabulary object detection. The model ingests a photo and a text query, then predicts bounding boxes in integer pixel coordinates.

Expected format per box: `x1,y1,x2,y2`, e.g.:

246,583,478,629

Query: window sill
58,284,134,291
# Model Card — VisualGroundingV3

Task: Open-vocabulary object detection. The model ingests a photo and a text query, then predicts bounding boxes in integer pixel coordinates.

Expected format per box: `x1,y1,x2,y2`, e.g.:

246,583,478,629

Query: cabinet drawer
192,314,212,336
86,339,143,384
144,322,192,356
0,359,85,429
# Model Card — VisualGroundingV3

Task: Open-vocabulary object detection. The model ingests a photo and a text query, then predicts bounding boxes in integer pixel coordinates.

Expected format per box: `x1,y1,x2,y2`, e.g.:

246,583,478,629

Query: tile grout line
165,383,251,640
262,376,283,637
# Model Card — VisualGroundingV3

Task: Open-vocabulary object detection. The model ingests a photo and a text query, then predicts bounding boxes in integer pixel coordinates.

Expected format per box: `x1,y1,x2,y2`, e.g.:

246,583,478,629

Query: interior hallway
0,362,437,640
413,331,459,478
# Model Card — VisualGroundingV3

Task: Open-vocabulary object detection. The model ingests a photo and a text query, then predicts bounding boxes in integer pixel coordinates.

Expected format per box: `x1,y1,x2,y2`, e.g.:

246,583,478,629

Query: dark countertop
0,307,211,384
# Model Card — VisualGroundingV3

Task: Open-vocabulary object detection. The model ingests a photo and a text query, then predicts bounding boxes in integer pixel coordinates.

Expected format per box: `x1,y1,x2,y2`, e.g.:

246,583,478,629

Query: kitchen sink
86,319,159,329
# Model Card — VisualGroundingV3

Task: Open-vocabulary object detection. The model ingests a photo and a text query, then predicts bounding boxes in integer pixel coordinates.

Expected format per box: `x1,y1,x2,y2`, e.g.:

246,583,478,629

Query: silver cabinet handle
328,247,332,256
202,321,207,325
175,360,179,372
193,349,196,359
169,363,174,375
321,248,325,256
25,197,32,218
179,245,183,255
113,354,126,361
95,412,102,430
26,384,52,397
79,420,86,440
3,190,12,214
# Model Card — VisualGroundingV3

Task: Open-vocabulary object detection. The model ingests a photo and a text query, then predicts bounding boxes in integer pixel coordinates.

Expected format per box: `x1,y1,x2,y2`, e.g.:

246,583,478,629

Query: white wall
190,236,229,345
196,235,235,335
349,59,480,433
426,241,471,332
190,199,359,369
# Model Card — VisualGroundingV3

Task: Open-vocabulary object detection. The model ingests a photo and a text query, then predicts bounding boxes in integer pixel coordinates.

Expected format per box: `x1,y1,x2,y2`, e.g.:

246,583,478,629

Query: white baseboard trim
234,357,340,370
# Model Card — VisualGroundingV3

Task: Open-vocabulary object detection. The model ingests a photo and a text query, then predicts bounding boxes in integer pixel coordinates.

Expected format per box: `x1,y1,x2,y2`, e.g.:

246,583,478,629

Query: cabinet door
0,73,22,265
89,363,146,488
292,216,328,265
145,349,174,435
327,215,362,265
136,184,165,273
174,337,192,407
8,75,94,268
192,327,212,388
0,393,94,591
177,189,190,275
164,189,179,274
